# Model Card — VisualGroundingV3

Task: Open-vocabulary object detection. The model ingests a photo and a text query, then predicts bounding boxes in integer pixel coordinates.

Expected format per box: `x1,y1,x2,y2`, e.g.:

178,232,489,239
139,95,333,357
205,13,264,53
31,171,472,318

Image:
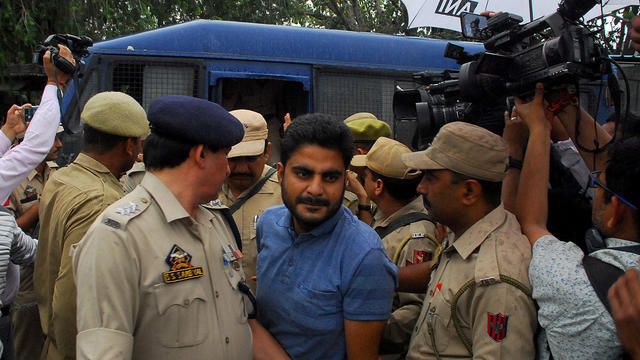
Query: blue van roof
91,20,484,71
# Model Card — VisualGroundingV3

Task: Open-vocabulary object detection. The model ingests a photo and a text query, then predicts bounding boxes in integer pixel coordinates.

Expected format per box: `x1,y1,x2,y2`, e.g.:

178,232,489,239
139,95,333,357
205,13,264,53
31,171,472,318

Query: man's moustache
229,173,253,178
296,196,330,207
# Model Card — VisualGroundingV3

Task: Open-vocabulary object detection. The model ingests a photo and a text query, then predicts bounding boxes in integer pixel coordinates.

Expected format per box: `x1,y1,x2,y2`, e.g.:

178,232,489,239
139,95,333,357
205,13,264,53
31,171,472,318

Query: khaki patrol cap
81,92,149,137
228,109,268,158
351,137,422,180
344,112,391,141
402,122,508,182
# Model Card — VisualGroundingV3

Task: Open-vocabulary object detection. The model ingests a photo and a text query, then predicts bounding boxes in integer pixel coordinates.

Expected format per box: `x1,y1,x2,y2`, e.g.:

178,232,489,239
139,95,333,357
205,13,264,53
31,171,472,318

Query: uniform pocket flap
153,284,208,316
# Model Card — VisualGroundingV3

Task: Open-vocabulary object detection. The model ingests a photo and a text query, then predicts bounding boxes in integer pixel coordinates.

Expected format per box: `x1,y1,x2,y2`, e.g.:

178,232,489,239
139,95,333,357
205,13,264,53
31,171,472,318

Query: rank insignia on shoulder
487,313,509,342
116,202,138,216
411,232,425,239
162,244,205,284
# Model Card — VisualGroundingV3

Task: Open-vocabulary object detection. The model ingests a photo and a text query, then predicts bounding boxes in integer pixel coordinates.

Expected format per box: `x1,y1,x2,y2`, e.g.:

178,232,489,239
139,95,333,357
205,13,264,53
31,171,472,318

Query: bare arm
396,261,432,293
15,202,39,232
556,105,610,171
344,319,386,360
501,109,528,213
515,83,553,245
248,319,290,360
346,171,372,225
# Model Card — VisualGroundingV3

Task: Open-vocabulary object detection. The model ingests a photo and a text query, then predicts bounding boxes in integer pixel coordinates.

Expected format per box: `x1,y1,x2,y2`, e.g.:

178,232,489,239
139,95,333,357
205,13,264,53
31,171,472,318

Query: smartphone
22,106,39,123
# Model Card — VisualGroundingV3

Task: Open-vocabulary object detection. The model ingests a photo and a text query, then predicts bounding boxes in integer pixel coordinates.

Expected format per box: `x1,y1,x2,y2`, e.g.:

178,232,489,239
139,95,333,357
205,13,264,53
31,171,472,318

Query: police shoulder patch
487,312,509,342
102,196,151,229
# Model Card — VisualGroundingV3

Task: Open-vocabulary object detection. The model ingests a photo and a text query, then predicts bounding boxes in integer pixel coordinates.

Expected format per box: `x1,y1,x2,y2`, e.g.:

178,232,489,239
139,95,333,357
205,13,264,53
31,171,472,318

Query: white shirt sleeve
0,85,60,202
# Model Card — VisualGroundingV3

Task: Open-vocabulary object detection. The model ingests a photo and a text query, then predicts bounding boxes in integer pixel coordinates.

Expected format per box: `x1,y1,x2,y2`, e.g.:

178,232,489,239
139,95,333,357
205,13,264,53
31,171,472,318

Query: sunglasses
588,171,638,211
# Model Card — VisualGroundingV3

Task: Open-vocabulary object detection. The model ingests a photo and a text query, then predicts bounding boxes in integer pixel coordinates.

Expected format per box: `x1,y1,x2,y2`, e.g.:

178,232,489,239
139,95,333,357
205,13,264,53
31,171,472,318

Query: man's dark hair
83,123,129,153
369,168,420,202
605,136,640,231
281,113,354,168
450,171,502,208
143,133,195,170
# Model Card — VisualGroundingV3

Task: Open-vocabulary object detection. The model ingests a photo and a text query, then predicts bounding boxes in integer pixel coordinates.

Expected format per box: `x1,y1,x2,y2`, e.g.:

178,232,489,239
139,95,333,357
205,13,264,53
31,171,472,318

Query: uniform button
225,337,230,344
429,307,436,313
215,291,220,298
288,260,293,267
183,299,190,305
141,198,149,204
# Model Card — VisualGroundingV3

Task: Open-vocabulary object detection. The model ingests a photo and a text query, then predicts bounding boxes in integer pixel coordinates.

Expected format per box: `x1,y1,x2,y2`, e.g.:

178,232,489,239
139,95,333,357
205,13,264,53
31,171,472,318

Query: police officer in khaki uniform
122,157,146,194
73,96,287,360
8,126,62,360
218,109,281,294
35,92,149,360
343,112,390,220
401,122,537,359
350,137,439,355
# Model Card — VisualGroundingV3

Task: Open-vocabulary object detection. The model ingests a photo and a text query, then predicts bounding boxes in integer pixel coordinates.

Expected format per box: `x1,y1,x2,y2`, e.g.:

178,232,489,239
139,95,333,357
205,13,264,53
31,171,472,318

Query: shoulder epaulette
202,199,228,210
101,195,151,230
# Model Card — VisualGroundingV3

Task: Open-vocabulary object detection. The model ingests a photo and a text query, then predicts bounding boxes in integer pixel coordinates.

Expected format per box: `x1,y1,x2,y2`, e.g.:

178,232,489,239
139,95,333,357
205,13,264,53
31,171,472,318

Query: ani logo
435,0,479,17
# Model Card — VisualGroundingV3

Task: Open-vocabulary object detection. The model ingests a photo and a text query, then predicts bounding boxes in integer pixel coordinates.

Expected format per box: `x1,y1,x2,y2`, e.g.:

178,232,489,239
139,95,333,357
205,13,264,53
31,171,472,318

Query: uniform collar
141,172,193,223
74,153,114,176
452,204,507,260
374,196,426,229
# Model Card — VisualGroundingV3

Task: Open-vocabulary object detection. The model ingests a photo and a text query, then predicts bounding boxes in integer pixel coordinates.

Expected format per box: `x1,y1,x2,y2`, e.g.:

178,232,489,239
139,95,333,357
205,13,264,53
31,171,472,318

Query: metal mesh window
112,61,201,110
315,71,398,126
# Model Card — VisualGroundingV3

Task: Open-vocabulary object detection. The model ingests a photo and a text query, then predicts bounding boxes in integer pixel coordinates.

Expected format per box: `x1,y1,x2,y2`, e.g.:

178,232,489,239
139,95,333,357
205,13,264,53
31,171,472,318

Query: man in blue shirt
515,83,640,360
256,113,397,360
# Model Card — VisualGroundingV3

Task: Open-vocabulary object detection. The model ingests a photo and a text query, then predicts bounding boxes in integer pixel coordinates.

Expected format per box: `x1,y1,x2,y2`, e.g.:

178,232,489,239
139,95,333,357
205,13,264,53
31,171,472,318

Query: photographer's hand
515,83,550,134
44,44,75,87
1,104,30,142
501,108,528,213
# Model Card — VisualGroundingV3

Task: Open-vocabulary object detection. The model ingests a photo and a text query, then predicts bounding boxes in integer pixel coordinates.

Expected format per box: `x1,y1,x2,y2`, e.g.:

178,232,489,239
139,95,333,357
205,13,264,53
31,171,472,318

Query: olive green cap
81,92,149,137
344,112,391,141
402,122,508,182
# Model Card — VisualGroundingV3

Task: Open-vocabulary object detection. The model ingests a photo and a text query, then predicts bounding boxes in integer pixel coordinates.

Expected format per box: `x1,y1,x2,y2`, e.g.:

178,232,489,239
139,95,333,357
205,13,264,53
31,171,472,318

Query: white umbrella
403,0,639,31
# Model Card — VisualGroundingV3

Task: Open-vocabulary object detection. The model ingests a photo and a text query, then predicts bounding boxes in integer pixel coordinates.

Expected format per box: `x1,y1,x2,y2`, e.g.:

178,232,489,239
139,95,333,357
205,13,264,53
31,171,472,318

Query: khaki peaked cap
402,122,508,182
351,137,421,180
228,109,268,158
81,92,149,137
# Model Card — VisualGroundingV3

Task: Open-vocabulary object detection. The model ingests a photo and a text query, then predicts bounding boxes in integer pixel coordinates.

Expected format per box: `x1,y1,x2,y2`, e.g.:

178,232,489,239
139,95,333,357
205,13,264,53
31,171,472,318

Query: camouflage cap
351,137,421,180
402,122,508,182
344,112,391,141
81,92,149,137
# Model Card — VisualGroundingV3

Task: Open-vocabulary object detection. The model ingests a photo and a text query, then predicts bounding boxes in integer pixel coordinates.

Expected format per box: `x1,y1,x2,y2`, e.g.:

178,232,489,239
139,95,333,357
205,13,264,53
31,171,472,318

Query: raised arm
515,83,553,245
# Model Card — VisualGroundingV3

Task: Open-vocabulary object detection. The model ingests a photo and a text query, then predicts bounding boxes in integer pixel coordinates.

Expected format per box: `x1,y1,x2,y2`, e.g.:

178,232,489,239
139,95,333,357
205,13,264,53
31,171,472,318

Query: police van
60,19,484,163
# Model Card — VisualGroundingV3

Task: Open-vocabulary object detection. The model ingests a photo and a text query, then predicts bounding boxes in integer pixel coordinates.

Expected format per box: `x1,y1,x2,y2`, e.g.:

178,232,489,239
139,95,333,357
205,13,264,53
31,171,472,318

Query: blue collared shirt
530,235,640,360
256,205,397,360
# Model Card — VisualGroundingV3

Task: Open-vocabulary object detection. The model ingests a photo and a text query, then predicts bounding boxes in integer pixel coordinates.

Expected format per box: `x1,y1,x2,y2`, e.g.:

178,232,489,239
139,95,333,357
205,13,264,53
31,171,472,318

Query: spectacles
588,171,638,211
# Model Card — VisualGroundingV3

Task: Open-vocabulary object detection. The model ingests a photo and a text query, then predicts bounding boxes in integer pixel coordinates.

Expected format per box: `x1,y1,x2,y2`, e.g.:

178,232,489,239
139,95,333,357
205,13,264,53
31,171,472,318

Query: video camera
394,0,611,148
33,34,93,75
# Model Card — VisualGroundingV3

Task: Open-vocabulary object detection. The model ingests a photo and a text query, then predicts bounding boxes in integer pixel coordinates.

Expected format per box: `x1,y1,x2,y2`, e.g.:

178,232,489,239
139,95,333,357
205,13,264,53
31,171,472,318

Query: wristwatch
358,203,373,213
508,156,523,170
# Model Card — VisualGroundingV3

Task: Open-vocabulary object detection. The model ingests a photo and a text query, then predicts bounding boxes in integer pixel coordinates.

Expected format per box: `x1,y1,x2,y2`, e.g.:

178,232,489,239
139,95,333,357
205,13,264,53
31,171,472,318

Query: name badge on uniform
162,244,205,284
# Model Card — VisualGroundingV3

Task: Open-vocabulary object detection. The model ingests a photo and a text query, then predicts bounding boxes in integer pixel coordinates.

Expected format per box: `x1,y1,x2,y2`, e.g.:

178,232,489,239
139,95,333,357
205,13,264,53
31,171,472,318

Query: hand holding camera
43,44,75,87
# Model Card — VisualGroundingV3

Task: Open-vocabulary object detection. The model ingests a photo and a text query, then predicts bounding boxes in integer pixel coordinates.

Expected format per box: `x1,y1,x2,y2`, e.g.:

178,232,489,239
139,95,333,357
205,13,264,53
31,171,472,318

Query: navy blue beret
147,96,244,148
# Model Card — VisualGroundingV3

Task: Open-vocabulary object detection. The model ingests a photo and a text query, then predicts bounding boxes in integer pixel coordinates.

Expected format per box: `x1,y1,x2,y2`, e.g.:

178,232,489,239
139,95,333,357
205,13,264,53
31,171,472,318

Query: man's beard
281,176,345,232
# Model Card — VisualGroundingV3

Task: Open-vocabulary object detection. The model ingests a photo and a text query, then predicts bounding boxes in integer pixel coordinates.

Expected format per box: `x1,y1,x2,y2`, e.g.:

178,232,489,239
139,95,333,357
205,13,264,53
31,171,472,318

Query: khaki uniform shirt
373,197,439,351
73,172,253,360
8,163,57,306
406,205,536,360
343,191,359,214
35,153,124,360
122,161,146,194
218,165,281,294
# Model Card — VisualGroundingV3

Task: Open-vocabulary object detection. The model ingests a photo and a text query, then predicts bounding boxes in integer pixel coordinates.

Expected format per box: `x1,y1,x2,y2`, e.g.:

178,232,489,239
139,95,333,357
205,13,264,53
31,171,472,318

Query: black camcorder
33,34,93,75
394,0,612,148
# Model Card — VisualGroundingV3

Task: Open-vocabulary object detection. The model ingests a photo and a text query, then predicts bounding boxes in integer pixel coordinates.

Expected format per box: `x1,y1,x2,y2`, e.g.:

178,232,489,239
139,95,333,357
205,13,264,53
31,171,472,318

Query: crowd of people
0,18,639,360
